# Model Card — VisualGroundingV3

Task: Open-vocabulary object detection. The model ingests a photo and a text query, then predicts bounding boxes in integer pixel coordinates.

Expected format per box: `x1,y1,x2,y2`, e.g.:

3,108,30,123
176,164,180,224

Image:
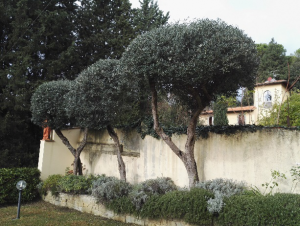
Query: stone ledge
43,193,195,226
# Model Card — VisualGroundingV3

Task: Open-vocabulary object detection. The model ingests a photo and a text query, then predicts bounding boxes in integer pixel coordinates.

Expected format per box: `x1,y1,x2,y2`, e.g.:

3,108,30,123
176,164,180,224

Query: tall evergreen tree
0,0,79,167
213,98,229,126
75,0,135,68
257,38,287,82
132,0,169,35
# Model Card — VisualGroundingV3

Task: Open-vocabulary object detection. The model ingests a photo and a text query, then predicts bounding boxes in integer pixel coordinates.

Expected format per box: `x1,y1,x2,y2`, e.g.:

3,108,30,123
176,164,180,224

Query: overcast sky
130,0,299,55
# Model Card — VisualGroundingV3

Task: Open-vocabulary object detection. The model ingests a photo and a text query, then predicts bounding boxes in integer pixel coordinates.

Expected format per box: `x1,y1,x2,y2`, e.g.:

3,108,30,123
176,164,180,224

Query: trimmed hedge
140,188,214,225
217,193,300,226
0,168,40,204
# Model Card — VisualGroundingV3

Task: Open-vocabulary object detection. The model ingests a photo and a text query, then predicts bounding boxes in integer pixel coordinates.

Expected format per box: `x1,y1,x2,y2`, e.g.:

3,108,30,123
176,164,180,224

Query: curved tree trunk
55,128,88,175
107,125,126,181
149,80,202,187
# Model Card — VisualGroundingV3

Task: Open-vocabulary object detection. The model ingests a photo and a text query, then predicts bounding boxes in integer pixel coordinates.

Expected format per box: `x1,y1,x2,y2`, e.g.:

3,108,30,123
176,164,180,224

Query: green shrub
91,176,132,203
129,177,177,210
38,174,63,196
217,193,300,225
57,175,94,194
195,178,246,214
106,196,136,215
0,168,40,204
140,188,214,225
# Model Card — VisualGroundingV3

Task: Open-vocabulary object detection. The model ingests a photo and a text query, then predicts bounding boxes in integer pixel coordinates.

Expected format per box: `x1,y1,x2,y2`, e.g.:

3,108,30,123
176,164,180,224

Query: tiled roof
201,106,256,115
255,80,287,87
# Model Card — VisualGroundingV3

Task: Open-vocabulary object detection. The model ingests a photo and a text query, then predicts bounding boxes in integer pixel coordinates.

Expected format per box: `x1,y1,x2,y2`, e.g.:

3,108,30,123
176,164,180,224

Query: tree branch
149,79,185,159
55,129,76,157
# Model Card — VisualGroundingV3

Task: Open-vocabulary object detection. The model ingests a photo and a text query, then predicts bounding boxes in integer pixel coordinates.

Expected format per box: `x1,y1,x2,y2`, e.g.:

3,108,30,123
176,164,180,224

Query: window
263,90,272,108
209,116,213,126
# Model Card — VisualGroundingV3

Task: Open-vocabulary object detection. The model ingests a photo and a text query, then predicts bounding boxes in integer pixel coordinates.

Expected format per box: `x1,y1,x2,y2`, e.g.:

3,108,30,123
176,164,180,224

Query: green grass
0,199,137,226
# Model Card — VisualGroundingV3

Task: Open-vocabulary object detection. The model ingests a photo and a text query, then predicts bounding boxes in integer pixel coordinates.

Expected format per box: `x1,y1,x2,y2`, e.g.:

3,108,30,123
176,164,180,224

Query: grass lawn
0,199,137,226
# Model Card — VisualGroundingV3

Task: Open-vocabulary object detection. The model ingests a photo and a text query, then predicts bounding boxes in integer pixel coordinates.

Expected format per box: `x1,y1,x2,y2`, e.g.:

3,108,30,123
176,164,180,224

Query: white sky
130,0,300,55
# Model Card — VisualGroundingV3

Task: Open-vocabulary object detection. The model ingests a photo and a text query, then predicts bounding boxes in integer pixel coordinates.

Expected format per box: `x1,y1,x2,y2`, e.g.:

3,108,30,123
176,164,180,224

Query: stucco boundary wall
43,192,195,226
39,128,300,193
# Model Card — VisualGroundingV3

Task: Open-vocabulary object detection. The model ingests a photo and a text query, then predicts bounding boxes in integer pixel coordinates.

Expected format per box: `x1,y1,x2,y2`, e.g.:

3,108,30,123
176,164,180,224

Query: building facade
200,78,289,125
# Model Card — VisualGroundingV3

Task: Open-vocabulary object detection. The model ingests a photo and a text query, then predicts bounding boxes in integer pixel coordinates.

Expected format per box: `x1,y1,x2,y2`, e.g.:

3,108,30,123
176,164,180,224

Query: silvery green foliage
65,59,139,129
91,175,132,202
121,19,259,108
207,191,224,214
195,178,246,214
129,177,177,210
31,80,74,129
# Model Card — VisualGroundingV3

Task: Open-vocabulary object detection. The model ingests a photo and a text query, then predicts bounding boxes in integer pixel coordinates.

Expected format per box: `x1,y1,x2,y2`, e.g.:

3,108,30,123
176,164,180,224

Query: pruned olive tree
30,80,88,175
66,59,139,181
121,19,259,187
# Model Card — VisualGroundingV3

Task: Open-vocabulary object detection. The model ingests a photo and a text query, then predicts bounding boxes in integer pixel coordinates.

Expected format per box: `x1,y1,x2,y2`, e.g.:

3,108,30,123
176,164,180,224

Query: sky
130,0,300,55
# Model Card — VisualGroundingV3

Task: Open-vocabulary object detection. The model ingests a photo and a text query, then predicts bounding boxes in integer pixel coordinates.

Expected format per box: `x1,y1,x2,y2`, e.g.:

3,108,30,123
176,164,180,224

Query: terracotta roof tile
201,106,256,115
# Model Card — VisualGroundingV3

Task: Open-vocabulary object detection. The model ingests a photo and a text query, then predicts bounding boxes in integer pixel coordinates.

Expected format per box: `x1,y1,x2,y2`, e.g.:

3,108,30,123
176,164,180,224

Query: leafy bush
0,168,40,204
106,196,136,215
129,177,177,210
217,193,300,225
38,174,63,196
140,188,214,225
91,176,132,203
195,178,246,214
57,175,95,194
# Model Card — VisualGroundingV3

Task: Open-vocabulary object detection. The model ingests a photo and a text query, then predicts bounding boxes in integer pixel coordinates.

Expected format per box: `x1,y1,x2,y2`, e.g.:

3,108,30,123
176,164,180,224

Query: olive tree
30,80,88,175
121,19,259,187
66,59,139,181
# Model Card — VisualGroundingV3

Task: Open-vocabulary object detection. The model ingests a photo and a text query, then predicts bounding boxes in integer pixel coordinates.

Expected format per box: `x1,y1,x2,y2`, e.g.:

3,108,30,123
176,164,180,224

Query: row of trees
31,19,259,187
2,0,299,171
0,0,169,168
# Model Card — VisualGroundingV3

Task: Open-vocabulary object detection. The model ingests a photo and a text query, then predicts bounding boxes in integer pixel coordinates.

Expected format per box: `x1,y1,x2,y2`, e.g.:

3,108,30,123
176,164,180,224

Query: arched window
263,90,272,108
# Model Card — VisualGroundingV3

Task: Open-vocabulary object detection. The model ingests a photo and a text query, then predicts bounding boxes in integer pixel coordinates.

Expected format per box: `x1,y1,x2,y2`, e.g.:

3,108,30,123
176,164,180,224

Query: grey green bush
91,176,132,203
195,178,246,214
129,177,177,210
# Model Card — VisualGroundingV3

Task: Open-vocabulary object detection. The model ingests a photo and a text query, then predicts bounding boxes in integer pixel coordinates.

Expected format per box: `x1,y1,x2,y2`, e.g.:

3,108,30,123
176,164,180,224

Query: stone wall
38,128,300,193
43,192,193,226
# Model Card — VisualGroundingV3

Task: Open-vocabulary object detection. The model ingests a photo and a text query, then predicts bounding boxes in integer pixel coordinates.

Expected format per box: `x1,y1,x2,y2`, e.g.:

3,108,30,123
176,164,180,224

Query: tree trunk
149,80,202,187
107,125,126,181
55,128,88,175
73,156,83,175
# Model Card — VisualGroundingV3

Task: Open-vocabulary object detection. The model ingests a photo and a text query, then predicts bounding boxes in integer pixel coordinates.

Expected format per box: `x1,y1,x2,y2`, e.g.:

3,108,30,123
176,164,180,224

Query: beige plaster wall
38,128,82,180
39,128,300,193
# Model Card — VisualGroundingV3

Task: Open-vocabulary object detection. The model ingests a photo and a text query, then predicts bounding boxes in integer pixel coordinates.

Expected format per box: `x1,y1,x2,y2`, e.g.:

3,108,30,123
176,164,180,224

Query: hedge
0,168,40,204
217,193,300,226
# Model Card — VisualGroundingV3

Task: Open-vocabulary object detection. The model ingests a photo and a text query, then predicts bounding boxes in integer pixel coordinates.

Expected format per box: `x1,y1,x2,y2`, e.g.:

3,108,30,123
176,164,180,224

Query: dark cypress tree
0,0,79,167
75,0,135,68
132,0,169,35
213,98,229,126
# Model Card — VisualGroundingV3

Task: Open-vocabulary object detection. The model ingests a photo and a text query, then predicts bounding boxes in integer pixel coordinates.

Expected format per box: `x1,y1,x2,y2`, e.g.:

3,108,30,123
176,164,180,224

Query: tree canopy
30,80,74,130
122,19,259,107
257,38,288,82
